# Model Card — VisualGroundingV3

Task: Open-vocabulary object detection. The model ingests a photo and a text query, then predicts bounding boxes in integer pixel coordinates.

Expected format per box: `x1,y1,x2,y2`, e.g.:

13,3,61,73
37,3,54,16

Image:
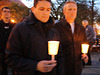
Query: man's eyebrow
47,8,51,9
39,7,44,8
39,7,51,9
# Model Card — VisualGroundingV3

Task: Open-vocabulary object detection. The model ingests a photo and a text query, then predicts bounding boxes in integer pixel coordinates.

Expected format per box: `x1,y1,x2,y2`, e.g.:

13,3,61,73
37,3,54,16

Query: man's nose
44,10,49,14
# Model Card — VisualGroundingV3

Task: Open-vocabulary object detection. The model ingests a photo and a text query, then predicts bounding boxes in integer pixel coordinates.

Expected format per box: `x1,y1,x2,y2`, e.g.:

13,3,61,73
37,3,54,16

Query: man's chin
41,20,48,23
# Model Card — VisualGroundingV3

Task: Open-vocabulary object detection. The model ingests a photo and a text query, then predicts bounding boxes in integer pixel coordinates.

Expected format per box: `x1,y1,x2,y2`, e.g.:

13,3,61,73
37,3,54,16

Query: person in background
5,0,65,75
55,20,59,23
55,1,88,75
54,17,59,23
0,7,15,75
93,28,99,45
82,20,94,66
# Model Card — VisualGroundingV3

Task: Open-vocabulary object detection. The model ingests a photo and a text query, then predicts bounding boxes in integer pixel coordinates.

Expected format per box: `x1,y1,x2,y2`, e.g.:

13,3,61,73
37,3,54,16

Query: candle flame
48,41,60,55
81,44,89,53
11,20,15,23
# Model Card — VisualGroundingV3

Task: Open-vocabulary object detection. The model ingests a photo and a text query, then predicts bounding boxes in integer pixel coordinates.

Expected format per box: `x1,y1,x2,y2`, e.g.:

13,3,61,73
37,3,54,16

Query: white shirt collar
69,22,74,34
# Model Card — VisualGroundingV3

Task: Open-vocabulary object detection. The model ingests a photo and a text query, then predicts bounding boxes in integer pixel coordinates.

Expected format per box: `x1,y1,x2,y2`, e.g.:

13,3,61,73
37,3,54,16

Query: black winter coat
55,19,88,75
0,19,14,53
5,14,65,75
0,19,15,70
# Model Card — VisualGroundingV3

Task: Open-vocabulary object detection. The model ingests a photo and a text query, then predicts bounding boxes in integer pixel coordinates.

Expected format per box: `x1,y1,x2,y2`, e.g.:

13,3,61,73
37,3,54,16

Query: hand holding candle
48,41,60,60
81,44,89,54
81,44,89,63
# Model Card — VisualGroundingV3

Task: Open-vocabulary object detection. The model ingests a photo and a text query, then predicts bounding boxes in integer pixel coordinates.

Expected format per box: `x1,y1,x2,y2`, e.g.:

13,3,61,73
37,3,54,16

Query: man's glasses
3,10,10,13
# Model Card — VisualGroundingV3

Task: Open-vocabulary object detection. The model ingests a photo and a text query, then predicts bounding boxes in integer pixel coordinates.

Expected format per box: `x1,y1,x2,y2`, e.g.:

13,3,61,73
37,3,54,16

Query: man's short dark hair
1,7,10,11
34,0,51,7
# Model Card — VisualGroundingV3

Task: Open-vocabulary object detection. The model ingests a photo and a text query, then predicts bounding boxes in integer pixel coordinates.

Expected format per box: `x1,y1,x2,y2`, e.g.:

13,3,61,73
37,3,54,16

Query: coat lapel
61,19,73,36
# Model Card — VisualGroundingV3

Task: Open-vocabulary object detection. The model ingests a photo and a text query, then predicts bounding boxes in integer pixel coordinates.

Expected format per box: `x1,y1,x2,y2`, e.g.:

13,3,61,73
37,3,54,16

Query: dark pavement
82,52,100,75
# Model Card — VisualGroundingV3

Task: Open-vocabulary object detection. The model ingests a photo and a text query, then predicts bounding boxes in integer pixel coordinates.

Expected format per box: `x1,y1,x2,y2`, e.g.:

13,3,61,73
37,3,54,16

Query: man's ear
31,7,35,13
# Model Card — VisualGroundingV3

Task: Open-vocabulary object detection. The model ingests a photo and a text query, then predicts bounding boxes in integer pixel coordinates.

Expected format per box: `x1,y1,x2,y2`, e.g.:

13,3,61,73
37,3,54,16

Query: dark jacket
55,19,88,75
5,14,65,75
0,19,15,53
85,25,94,43
0,19,15,70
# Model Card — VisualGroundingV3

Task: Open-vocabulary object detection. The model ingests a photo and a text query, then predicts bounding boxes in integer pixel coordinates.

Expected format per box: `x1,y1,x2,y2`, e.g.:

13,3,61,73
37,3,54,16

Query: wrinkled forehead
64,1,77,5
82,20,88,23
2,8,10,11
82,21,88,25
35,0,51,9
34,0,51,7
63,2,77,11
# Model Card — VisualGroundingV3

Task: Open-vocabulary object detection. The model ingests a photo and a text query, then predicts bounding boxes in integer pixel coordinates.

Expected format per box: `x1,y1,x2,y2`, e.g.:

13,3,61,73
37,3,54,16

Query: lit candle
11,19,15,23
48,41,60,60
81,44,89,54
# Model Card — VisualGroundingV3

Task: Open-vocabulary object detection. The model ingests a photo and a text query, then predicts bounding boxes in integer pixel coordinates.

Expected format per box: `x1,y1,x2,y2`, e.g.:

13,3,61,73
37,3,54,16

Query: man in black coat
5,0,65,75
55,1,89,75
0,7,15,75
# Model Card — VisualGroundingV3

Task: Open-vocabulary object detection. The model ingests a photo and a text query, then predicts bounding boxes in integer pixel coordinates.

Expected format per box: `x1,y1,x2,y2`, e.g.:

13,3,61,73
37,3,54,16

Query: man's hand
81,53,88,63
36,60,57,73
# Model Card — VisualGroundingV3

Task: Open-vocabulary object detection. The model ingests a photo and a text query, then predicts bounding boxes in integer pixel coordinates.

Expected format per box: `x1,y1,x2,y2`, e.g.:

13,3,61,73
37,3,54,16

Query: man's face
1,8,11,19
63,3,77,23
82,21,88,28
31,1,51,23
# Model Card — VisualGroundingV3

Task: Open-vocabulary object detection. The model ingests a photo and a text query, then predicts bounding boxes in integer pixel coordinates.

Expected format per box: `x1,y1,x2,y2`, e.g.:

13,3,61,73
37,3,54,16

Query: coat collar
25,13,54,36
86,25,89,28
60,18,79,28
60,18,79,35
0,19,15,27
